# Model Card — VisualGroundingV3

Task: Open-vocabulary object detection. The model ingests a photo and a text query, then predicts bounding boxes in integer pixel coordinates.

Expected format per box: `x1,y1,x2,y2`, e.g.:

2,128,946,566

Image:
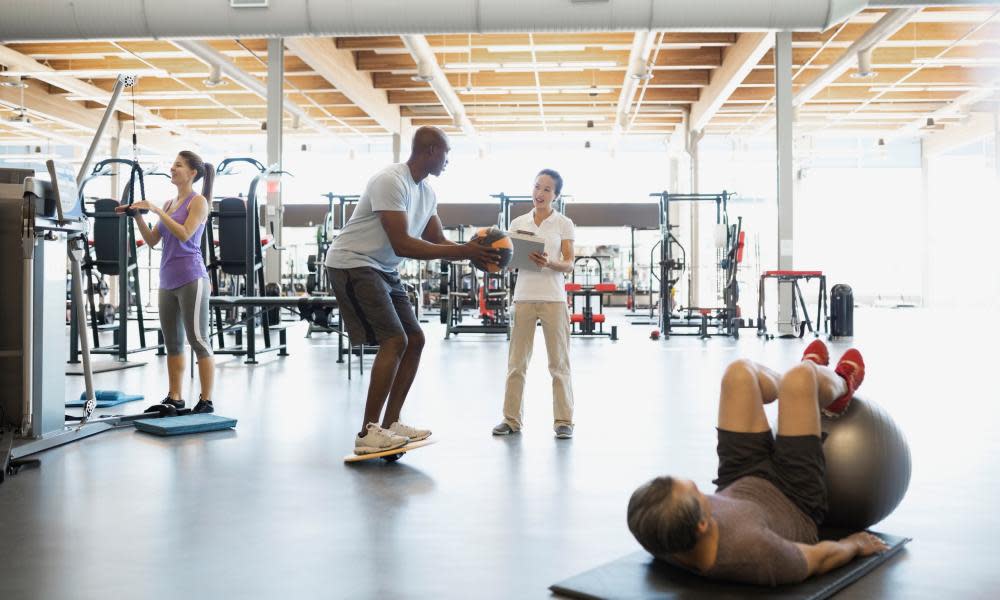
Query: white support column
775,30,796,336
109,122,121,201
265,38,284,286
688,130,703,307
392,133,402,164
995,108,1000,181
920,140,932,308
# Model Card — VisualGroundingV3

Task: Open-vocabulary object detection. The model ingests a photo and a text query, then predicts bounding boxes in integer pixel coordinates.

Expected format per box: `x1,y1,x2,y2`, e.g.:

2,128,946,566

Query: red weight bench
566,282,617,340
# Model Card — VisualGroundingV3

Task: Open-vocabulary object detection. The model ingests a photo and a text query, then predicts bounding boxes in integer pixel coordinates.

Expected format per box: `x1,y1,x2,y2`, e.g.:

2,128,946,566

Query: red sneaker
826,349,865,417
801,339,830,366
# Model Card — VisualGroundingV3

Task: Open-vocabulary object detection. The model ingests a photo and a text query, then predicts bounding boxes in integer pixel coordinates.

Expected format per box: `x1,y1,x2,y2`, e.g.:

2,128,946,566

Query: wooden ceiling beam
758,44,1000,68
87,75,338,94
0,79,102,132
354,47,724,72
793,21,1000,46
373,70,709,90
149,105,373,120
286,91,353,105
5,39,270,59
286,37,404,135
689,32,774,132
336,32,736,51
36,55,313,76
742,65,1000,87
387,88,698,105
729,85,968,103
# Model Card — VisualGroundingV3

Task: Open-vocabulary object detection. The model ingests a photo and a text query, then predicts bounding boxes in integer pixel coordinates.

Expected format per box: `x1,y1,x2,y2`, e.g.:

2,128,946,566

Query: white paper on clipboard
509,231,546,271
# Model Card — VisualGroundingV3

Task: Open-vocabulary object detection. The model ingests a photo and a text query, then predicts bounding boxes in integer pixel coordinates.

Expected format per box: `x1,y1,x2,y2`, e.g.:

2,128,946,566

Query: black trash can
830,283,854,340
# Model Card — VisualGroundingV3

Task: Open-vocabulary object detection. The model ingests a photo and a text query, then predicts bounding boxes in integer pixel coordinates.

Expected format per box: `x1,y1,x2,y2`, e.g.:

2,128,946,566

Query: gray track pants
158,277,213,358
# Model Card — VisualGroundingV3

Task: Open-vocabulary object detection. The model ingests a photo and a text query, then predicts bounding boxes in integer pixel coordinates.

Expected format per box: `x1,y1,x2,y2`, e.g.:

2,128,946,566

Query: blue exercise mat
66,390,144,407
133,414,237,436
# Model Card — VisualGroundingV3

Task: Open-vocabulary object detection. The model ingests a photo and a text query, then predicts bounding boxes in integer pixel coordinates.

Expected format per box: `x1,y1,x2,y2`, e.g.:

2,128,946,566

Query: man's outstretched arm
795,532,889,577
378,211,496,263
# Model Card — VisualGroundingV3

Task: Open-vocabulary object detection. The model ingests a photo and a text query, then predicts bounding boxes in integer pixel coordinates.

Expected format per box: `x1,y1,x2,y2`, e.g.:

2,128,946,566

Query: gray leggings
158,277,213,359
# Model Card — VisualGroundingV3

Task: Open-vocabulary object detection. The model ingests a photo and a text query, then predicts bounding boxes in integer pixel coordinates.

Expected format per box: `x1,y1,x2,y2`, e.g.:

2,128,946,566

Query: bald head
408,126,450,178
411,126,449,154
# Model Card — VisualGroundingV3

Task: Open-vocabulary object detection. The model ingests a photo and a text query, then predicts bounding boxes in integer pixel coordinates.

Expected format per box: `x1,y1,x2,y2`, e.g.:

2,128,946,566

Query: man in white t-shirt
326,127,500,455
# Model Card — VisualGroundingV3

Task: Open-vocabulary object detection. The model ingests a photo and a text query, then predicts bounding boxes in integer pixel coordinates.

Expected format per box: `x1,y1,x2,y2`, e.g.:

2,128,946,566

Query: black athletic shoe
161,396,185,410
192,399,214,414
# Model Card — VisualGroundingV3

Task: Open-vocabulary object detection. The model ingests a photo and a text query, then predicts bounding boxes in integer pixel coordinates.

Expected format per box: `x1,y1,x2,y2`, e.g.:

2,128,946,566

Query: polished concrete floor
0,307,997,599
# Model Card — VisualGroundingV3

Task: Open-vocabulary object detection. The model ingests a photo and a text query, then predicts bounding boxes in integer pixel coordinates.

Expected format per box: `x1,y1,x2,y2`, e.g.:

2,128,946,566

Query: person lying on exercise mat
325,126,500,455
124,151,215,414
626,341,887,586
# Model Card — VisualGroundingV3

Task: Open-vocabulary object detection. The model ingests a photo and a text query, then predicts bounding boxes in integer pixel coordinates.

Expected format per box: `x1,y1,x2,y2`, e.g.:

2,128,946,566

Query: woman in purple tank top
128,151,216,414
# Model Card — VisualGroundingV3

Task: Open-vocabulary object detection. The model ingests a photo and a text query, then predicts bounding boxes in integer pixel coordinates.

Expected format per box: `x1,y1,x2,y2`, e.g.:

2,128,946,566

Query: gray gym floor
0,308,995,599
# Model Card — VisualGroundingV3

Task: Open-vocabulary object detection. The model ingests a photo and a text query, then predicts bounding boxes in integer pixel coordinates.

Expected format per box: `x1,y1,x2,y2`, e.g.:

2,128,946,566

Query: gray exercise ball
821,396,911,531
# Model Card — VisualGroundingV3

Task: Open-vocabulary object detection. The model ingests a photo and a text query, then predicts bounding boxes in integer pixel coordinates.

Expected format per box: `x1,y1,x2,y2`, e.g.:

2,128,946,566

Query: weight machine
70,158,164,363
1,74,172,482
648,190,756,339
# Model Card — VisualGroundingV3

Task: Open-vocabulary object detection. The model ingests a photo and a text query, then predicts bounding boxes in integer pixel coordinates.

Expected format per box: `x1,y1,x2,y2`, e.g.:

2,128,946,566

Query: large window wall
926,140,999,309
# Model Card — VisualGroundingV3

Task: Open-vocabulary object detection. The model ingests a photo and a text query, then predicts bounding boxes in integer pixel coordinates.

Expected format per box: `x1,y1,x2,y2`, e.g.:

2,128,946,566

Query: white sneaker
388,421,431,442
355,423,409,455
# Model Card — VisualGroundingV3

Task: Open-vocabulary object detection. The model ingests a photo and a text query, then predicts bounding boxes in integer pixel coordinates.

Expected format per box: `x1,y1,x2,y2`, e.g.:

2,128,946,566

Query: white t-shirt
326,163,438,272
510,210,576,303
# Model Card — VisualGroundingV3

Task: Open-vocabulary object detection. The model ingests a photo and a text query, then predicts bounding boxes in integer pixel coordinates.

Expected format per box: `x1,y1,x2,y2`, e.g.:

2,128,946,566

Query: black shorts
713,429,828,526
327,266,421,346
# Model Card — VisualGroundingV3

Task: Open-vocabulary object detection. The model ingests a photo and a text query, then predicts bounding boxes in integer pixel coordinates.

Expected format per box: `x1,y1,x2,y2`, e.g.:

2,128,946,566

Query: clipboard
509,231,546,271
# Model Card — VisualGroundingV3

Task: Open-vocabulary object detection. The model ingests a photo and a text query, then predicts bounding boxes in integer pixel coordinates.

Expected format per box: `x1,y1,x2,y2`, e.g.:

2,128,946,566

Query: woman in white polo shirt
493,169,577,439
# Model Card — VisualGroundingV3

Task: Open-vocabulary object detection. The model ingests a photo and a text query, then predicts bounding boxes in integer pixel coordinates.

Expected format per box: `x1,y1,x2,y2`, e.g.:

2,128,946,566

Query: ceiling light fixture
486,45,586,53
0,76,27,89
565,61,618,69
630,63,654,81
853,48,877,79
411,61,435,83
494,66,584,73
6,111,33,128
203,64,226,87
443,62,501,70
911,57,1000,67
458,88,508,95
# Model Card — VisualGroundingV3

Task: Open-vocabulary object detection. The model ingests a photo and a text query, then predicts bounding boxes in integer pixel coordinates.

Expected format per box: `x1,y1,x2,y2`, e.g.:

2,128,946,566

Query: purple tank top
157,192,208,290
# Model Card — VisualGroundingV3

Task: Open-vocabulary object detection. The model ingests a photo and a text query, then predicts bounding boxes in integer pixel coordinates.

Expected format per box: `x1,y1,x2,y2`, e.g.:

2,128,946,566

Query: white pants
502,301,574,430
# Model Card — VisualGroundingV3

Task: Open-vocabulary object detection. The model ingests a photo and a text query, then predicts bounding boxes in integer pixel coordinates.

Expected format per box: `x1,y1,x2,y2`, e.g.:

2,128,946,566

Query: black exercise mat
551,532,908,600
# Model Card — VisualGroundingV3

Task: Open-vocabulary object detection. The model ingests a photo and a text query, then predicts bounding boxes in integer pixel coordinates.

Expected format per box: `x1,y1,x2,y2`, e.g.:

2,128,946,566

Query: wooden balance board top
343,438,437,463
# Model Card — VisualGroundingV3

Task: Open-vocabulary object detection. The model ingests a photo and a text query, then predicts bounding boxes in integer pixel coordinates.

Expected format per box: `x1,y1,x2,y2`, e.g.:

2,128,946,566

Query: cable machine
648,190,755,339
2,75,169,481
71,158,164,363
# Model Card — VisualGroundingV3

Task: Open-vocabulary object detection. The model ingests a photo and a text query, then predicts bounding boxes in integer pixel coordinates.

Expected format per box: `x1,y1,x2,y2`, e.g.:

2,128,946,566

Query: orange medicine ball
469,226,513,273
